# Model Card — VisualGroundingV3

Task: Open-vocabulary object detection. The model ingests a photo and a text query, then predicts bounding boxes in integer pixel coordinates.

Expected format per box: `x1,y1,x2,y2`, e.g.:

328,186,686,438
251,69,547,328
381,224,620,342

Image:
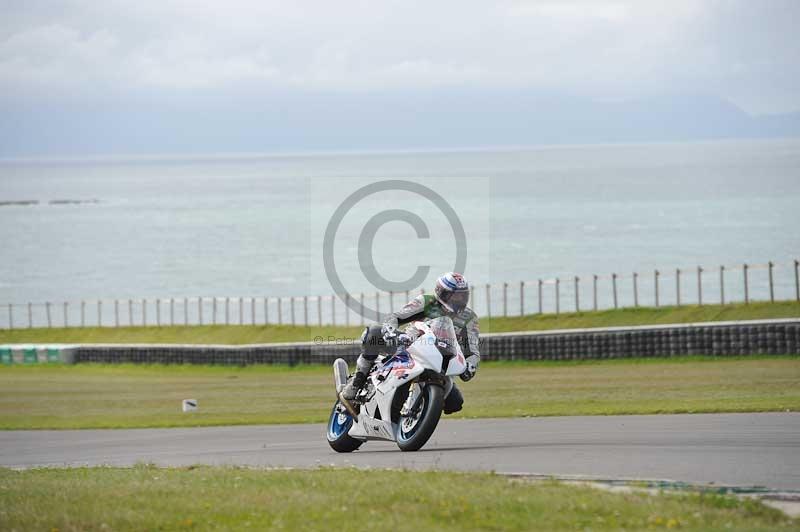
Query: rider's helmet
434,272,470,313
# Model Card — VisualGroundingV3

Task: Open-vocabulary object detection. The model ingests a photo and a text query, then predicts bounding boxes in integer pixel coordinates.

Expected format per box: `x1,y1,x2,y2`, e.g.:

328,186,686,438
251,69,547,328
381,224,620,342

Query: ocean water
0,139,798,325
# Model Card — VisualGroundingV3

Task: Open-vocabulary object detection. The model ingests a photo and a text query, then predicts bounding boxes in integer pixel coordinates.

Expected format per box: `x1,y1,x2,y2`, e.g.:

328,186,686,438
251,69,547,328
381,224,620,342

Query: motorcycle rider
339,272,480,415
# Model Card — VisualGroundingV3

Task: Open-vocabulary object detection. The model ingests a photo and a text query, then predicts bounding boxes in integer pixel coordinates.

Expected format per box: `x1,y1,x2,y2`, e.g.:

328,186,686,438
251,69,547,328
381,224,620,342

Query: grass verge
0,466,794,531
0,356,798,429
0,301,798,345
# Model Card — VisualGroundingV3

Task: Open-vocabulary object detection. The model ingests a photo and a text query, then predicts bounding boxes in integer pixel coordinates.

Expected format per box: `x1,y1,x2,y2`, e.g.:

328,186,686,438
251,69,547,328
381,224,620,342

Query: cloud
0,1,798,113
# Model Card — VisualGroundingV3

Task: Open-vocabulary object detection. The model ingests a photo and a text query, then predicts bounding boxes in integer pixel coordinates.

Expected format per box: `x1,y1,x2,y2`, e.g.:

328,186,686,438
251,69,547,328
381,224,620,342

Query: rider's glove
459,355,479,382
381,324,398,346
397,333,413,347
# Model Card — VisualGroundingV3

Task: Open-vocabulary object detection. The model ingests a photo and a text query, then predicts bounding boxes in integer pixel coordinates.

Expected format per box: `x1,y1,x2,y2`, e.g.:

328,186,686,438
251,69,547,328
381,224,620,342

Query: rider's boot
339,355,373,414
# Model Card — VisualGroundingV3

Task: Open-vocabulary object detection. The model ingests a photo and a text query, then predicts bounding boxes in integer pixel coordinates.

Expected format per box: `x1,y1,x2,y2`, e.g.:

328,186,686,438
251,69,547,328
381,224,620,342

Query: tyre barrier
481,321,800,361
44,318,799,366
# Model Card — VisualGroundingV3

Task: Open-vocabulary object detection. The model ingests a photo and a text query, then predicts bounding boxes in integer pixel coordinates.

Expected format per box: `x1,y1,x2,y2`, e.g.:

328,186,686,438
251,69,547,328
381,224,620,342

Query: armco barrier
60,318,800,365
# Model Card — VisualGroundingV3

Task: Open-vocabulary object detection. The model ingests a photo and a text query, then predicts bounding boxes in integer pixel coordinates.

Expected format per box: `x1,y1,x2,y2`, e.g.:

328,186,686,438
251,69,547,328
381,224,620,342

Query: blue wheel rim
327,404,353,441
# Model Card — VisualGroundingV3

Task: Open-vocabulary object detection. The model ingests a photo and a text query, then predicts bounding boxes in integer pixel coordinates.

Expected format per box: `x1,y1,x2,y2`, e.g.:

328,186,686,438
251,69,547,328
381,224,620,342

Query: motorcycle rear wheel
326,401,363,453
396,383,444,452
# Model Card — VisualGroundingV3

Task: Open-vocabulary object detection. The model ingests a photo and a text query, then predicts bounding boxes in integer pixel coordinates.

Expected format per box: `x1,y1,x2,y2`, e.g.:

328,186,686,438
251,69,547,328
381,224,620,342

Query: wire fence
475,259,800,319
1,259,798,330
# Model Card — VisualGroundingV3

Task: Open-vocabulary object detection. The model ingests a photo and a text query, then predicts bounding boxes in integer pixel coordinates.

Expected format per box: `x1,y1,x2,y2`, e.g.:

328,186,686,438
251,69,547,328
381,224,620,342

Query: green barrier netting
0,348,11,365
23,348,37,364
47,348,60,363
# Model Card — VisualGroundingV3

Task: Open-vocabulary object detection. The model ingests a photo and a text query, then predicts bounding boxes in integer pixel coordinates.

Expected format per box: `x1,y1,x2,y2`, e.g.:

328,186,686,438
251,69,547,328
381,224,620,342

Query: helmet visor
440,289,469,312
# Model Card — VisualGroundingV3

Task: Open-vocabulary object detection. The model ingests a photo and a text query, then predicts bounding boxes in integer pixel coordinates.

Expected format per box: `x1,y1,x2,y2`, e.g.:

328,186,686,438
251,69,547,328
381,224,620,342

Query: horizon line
2,136,799,166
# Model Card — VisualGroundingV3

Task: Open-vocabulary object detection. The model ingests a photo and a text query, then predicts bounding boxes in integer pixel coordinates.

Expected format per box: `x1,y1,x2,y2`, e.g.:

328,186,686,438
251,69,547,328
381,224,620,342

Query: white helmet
434,272,470,313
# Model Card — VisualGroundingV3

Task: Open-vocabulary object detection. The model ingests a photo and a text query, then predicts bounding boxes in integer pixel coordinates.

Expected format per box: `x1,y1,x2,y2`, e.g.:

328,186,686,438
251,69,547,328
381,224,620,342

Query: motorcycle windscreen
426,316,467,376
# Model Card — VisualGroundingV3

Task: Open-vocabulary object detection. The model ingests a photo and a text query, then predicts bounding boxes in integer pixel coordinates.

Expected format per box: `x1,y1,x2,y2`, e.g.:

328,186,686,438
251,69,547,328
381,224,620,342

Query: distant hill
1,90,799,156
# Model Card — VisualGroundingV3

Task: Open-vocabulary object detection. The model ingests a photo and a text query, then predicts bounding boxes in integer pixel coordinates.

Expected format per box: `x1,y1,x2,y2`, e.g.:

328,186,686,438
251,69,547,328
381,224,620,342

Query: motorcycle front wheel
396,383,444,452
326,401,363,453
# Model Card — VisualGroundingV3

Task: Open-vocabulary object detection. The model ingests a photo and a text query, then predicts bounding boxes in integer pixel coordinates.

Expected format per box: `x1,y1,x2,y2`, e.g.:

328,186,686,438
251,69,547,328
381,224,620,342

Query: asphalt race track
2,413,799,491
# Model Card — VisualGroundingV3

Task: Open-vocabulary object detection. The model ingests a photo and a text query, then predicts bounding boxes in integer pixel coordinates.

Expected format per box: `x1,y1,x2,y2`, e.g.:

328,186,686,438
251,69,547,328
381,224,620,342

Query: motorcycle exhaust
332,358,349,395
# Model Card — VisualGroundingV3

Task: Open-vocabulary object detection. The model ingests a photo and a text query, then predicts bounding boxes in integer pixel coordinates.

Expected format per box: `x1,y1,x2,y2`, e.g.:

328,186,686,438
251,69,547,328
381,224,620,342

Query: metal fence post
80,301,85,327
697,266,703,306
317,296,322,326
555,278,560,315
633,272,638,307
290,297,296,326
389,291,394,312
592,275,598,311
265,297,270,325
63,302,68,328
795,260,800,302
675,268,681,306
654,270,660,307
130,299,134,326
198,297,203,326
743,263,749,304
239,297,244,325
405,290,410,303
225,297,230,325
720,266,725,304
169,297,175,327
27,302,32,328
574,276,580,312
97,300,102,327
142,299,147,326
278,298,283,325
114,300,119,327
46,302,52,328
768,261,774,303
183,297,188,325
375,292,381,323
212,298,217,325
344,294,350,326
520,281,525,316
304,296,308,326
331,295,336,326
156,299,160,327
612,273,618,309
503,282,508,317
251,297,256,325
485,284,491,318
538,279,543,314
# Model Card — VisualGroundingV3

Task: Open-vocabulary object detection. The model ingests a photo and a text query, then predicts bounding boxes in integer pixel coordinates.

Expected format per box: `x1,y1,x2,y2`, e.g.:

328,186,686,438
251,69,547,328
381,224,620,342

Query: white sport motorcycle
326,316,467,452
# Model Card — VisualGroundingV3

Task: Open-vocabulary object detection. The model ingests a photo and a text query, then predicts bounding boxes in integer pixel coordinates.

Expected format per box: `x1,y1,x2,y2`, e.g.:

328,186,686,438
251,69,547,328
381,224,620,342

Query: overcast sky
1,1,799,156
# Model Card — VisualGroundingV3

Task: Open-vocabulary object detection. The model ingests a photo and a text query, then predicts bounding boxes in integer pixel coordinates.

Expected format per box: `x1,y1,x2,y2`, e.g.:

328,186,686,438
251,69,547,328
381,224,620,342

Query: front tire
326,401,363,453
396,383,444,452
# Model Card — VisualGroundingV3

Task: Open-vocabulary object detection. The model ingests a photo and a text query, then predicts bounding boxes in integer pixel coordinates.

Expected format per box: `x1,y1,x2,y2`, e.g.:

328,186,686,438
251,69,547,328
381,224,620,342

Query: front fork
400,377,453,416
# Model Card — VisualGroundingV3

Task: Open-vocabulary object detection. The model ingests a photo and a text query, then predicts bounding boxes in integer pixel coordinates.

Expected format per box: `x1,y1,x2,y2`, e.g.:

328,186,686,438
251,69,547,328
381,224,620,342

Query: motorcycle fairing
348,350,426,441
406,319,468,377
346,316,465,442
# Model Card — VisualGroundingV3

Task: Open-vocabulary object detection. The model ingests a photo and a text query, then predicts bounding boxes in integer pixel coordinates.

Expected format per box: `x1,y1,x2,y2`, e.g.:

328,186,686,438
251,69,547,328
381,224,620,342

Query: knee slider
443,385,464,414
